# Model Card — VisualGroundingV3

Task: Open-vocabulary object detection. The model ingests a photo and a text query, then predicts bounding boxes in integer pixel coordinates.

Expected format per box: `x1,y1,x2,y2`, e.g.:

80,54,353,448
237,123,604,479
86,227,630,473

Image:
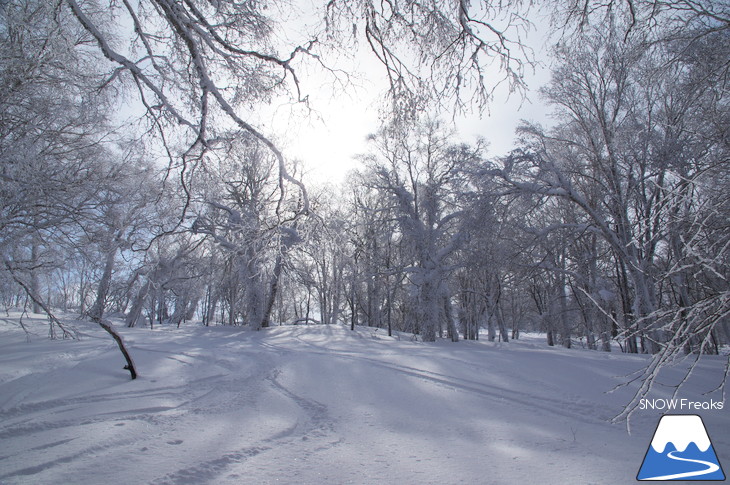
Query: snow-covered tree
359,119,482,341
191,135,302,329
496,17,729,419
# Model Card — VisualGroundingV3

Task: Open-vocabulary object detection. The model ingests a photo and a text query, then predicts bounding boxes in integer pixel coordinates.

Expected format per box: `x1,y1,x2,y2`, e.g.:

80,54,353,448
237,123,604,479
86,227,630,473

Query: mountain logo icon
637,414,726,481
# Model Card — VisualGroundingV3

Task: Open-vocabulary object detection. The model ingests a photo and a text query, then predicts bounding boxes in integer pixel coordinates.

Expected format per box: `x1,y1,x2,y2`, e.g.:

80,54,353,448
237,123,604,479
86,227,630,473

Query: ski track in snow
0,324,347,484
0,319,727,484
260,336,617,427
151,366,341,485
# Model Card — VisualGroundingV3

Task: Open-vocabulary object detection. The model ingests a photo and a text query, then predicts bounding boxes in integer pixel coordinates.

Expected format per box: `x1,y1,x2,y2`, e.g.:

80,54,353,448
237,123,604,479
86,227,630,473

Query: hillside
0,315,727,484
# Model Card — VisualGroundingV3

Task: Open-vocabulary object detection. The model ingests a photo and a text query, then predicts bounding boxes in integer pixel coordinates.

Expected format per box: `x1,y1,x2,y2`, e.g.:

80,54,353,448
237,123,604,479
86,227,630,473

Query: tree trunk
205,288,218,326
126,280,150,327
261,253,283,328
98,320,137,379
329,257,344,326
81,247,137,380
487,313,496,342
496,305,509,343
418,274,439,342
30,239,42,314
170,299,185,327
349,280,357,331
444,295,458,342
184,297,198,322
601,331,612,352
89,247,117,323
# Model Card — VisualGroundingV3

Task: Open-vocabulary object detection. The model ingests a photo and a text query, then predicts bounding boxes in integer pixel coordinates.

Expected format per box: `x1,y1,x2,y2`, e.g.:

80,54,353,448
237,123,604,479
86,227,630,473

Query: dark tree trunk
261,253,283,328
98,320,137,379
87,247,138,380
30,240,42,314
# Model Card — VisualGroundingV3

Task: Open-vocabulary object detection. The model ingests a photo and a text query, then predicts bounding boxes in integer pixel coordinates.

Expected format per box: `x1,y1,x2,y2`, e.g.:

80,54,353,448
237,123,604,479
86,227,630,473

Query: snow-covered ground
1,314,727,484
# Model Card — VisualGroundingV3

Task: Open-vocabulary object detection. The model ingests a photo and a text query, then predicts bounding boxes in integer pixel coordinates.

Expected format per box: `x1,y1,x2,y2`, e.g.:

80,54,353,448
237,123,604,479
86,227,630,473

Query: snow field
0,314,727,484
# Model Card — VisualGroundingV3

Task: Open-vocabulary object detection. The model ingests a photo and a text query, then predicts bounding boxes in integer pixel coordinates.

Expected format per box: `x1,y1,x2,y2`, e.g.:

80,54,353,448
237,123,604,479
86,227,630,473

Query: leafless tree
360,119,482,341
496,18,729,422
190,134,302,329
326,0,535,117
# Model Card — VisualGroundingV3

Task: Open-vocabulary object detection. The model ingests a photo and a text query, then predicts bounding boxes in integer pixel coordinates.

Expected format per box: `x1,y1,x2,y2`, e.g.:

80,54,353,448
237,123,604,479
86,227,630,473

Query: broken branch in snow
98,320,138,380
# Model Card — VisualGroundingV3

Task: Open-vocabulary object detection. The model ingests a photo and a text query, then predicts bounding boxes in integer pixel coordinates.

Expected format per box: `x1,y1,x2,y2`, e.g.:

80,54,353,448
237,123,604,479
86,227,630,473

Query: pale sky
115,2,555,184
266,9,555,184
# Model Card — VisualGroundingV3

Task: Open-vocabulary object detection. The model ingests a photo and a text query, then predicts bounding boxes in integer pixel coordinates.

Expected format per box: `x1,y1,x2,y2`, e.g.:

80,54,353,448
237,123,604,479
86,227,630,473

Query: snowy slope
0,315,727,484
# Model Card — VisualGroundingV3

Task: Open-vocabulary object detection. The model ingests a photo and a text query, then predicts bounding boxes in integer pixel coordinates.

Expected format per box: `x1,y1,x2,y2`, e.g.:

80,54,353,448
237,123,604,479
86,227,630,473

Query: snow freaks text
639,399,724,411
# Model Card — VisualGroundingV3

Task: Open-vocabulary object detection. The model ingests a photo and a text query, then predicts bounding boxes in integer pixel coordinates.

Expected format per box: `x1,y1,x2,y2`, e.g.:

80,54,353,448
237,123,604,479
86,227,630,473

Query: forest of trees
1,0,728,413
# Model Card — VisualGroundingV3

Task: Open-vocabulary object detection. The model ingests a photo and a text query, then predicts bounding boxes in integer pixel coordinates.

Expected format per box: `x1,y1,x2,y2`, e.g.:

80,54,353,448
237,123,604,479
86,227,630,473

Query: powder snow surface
0,315,727,484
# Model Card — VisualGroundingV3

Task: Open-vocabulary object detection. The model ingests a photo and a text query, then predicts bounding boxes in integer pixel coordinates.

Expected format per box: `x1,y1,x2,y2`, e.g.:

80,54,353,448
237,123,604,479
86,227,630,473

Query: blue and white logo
637,414,725,481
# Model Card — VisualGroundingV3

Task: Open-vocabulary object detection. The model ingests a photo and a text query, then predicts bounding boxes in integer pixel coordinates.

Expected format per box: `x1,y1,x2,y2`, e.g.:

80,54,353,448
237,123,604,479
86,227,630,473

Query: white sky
265,9,555,184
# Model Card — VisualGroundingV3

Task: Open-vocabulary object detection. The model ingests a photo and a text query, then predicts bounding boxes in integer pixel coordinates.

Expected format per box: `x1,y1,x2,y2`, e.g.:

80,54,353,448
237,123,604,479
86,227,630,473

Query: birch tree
1,0,119,335
361,120,482,341
341,175,402,332
497,17,729,419
191,135,302,329
86,160,159,323
499,28,670,353
454,166,513,342
289,188,350,326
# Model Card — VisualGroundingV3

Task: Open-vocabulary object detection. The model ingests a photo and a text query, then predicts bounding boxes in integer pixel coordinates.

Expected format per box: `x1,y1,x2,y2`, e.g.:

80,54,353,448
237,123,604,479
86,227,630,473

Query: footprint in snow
167,439,183,445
